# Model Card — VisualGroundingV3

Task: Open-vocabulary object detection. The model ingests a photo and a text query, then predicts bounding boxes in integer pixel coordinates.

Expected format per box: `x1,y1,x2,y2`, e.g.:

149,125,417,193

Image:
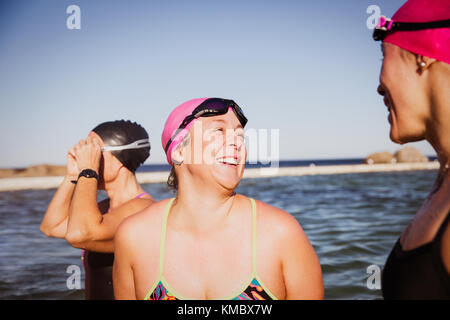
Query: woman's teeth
217,157,238,165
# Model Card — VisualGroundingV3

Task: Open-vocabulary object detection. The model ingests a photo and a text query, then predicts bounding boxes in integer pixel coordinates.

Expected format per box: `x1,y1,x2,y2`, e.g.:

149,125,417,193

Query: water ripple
0,170,436,299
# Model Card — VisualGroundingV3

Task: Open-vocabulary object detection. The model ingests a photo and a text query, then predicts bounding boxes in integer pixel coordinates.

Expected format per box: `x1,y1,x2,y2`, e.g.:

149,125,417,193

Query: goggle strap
392,19,450,31
101,139,151,152
376,16,450,32
374,17,450,41
193,108,221,118
164,128,185,153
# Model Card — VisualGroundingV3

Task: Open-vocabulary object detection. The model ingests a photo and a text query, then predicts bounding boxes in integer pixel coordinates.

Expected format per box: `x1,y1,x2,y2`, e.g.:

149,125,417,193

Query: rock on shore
0,164,66,178
365,146,429,164
394,146,429,163
364,152,395,165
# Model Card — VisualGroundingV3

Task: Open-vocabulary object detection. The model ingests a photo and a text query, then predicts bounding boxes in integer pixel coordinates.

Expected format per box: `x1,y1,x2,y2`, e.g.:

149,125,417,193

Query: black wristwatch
77,169,99,181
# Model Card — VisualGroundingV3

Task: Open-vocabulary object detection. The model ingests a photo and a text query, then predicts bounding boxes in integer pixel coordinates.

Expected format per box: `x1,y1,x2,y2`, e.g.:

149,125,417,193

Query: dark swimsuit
382,210,450,299
83,250,115,300
82,193,150,300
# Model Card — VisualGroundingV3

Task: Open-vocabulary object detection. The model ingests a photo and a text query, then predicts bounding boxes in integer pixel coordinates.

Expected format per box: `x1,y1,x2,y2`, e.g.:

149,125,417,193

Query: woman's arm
65,177,104,246
66,186,142,253
40,150,78,238
282,218,324,299
270,206,323,300
283,227,324,299
64,137,150,253
113,220,137,299
65,137,111,247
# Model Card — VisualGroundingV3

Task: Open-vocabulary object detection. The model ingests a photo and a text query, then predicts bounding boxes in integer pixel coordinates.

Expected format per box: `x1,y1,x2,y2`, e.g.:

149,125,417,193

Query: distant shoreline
0,162,440,192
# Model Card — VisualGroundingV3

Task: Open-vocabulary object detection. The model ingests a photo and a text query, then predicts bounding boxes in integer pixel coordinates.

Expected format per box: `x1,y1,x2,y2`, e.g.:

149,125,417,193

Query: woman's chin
389,129,402,144
212,163,243,190
388,116,404,144
389,126,423,145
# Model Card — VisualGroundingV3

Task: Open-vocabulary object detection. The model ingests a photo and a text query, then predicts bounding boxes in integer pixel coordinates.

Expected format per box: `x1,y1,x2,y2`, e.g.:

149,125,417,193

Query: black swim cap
92,120,150,173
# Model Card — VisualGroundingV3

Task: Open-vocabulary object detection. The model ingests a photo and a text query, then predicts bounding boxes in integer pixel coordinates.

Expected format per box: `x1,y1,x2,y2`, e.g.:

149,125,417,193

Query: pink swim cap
383,0,450,65
161,98,209,165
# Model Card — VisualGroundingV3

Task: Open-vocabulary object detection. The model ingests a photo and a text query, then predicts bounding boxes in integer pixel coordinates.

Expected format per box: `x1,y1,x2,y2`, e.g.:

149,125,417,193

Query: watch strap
78,169,99,181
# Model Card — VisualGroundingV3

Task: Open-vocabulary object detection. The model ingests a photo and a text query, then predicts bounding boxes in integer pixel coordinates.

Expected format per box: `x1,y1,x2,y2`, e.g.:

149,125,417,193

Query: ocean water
136,157,438,172
136,158,370,173
0,169,438,300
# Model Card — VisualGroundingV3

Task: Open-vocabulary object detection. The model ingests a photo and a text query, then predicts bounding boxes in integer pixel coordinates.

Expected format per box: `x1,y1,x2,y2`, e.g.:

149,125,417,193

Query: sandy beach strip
0,162,439,192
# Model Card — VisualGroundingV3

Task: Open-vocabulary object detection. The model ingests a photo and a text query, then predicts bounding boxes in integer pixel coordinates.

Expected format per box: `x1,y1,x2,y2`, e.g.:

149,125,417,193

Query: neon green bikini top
144,197,278,300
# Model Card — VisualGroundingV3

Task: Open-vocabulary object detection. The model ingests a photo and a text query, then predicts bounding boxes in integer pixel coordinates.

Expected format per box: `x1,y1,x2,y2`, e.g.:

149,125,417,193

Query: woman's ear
416,54,437,74
171,134,191,165
171,143,184,165
110,153,125,177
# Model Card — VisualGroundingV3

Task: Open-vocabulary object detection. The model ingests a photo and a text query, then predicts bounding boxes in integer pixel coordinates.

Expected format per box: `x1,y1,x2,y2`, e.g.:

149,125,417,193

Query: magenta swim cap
161,98,209,165
383,0,450,65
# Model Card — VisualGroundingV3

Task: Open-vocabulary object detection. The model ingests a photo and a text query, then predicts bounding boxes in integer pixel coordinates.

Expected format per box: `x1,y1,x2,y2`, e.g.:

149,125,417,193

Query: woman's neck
173,176,236,234
426,82,450,188
105,170,144,208
427,62,450,178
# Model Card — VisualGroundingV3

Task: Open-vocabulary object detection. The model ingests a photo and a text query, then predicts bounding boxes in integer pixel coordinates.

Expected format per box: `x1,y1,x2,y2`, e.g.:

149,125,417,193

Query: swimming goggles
373,16,450,41
164,98,248,153
101,139,151,152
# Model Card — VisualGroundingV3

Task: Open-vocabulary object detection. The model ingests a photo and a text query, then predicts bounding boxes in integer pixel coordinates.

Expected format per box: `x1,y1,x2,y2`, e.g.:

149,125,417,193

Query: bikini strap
159,198,175,278
250,198,258,276
136,192,150,199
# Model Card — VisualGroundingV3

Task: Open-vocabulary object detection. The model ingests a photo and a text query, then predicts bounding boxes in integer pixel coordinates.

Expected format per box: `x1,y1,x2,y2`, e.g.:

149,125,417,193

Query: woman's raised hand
73,137,102,173
66,148,79,180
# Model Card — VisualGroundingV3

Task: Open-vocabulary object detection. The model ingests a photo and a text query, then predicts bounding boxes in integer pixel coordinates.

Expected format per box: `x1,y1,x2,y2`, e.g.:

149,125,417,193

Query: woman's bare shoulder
253,199,306,239
251,198,317,263
253,198,322,294
115,198,173,243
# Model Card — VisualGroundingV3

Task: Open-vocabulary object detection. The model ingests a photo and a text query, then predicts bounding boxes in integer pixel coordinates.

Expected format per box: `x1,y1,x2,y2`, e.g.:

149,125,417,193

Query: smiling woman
112,98,324,300
373,0,450,300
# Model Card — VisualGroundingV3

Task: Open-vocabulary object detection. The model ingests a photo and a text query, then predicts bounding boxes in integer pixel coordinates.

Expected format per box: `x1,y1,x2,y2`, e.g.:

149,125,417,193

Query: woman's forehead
202,111,243,128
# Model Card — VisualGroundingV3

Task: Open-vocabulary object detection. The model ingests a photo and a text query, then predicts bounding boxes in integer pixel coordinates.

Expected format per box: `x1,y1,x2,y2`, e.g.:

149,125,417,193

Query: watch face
79,169,98,180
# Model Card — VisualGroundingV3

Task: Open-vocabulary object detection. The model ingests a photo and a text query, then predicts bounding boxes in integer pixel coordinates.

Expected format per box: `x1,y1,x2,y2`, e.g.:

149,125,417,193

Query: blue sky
0,0,435,167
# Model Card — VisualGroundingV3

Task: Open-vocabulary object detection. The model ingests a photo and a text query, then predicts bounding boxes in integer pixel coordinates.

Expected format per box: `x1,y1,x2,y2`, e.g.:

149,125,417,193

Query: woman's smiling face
377,42,429,144
180,108,247,192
